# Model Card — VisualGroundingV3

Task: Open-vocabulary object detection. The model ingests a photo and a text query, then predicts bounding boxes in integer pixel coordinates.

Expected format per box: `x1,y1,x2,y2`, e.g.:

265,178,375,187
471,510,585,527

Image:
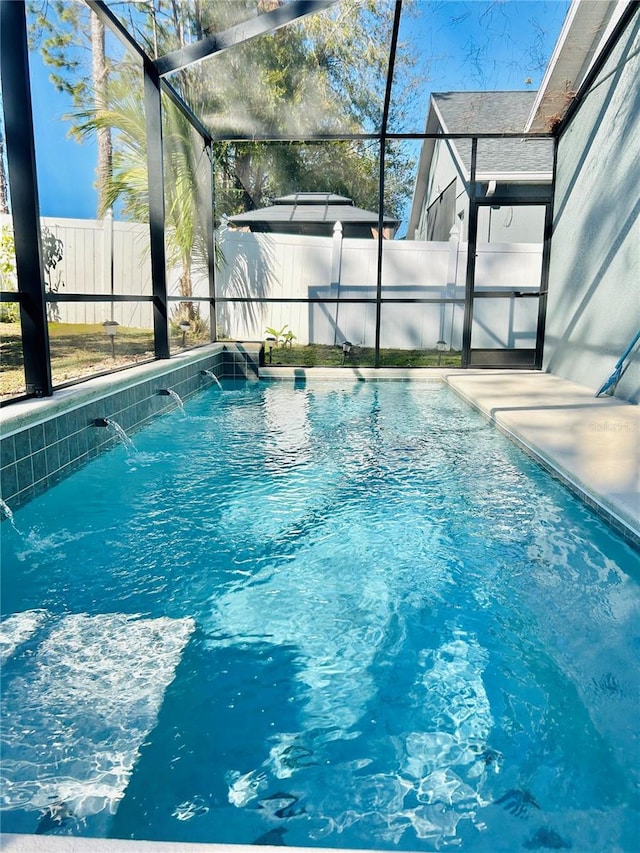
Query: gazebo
226,192,399,239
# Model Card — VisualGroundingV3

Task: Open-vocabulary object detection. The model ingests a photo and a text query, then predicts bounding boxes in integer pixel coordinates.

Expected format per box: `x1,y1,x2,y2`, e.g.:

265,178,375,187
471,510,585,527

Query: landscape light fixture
436,339,448,365
178,319,190,347
102,320,119,359
342,341,352,365
265,335,277,364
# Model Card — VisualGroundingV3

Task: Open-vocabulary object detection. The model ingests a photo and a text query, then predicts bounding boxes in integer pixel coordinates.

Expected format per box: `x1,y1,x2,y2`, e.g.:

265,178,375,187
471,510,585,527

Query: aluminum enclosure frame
1,0,569,402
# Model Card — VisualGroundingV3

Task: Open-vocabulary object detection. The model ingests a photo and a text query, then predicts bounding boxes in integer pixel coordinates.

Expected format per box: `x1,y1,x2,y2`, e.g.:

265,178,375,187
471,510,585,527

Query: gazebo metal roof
227,193,399,238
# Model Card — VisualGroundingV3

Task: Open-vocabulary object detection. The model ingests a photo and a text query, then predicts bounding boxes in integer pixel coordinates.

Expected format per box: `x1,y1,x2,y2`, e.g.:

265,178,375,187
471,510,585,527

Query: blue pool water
1,379,639,851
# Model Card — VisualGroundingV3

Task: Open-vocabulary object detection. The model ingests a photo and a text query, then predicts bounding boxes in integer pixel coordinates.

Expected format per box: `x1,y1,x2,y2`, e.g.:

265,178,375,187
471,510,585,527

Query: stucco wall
543,8,640,403
477,204,546,244
414,139,462,240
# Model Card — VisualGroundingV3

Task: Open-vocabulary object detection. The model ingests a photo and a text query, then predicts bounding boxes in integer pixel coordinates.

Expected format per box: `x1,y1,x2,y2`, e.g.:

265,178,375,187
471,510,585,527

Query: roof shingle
432,92,554,174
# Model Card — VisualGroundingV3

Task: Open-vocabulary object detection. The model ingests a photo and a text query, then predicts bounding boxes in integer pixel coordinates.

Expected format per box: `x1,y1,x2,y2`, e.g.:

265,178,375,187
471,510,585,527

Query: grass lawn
1,324,461,400
265,342,462,369
0,322,208,399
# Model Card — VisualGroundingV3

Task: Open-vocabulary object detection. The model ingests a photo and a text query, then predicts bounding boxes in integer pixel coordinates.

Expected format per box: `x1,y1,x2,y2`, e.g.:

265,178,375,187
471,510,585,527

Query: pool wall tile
1,463,18,499
67,432,81,464
0,343,260,513
45,443,60,476
16,457,33,493
43,418,58,446
1,435,15,469
77,428,89,459
32,449,48,484
29,424,46,454
13,431,30,462
57,436,71,468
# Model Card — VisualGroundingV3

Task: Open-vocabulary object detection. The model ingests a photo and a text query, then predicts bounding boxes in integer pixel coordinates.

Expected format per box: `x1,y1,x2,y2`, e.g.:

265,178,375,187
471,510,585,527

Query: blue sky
30,52,100,219
413,0,570,91
27,0,570,222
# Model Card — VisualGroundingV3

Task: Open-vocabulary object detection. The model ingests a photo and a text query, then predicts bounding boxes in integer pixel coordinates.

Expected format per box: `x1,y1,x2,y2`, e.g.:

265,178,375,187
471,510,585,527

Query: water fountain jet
0,498,22,535
94,418,137,454
200,370,223,389
159,389,185,413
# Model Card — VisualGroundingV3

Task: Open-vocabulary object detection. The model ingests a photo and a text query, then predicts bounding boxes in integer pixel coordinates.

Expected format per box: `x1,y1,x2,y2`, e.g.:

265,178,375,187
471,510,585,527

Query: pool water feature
1,380,639,851
101,417,138,455
201,369,223,389
159,388,186,414
0,498,20,535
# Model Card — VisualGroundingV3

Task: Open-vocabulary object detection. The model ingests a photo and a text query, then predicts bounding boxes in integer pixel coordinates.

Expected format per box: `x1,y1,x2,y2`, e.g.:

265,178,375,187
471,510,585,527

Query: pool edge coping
442,372,640,549
0,836,394,853
0,344,263,439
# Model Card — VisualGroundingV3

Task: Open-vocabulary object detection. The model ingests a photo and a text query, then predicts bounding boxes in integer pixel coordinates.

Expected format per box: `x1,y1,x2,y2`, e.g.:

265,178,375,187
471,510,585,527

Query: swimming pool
1,379,639,851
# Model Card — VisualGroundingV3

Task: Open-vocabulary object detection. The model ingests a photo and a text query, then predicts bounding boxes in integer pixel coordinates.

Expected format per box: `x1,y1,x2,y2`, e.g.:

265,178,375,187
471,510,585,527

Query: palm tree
73,65,210,325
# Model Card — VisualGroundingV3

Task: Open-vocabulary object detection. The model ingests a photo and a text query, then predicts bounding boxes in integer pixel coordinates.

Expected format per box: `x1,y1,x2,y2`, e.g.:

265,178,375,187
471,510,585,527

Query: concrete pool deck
441,370,639,547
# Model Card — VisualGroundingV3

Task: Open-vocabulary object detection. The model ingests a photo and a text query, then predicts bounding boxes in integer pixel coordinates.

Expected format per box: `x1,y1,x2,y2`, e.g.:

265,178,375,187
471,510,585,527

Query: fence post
443,224,459,347
331,221,343,344
103,207,114,321
331,220,343,285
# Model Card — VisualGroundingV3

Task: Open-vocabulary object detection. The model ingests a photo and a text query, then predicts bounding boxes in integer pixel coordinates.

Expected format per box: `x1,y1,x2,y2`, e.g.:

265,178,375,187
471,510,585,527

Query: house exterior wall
477,204,547,244
410,137,550,244
414,139,467,241
543,7,640,403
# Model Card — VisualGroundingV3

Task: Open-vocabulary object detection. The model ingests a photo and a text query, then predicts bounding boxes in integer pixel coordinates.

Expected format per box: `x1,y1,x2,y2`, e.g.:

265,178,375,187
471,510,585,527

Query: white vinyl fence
2,213,186,329
1,215,542,350
41,214,154,328
217,226,543,350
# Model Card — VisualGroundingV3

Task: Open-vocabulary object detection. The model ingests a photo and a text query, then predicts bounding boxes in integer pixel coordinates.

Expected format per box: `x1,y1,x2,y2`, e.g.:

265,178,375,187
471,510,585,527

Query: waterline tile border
259,366,451,381
0,343,260,511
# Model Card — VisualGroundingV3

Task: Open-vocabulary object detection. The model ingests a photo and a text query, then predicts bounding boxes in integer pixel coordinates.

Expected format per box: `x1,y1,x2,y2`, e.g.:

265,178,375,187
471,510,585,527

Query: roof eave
474,171,553,183
525,0,621,132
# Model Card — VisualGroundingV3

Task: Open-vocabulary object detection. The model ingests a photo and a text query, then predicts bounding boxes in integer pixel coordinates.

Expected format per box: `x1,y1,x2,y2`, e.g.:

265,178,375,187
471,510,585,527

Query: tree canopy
31,0,424,222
